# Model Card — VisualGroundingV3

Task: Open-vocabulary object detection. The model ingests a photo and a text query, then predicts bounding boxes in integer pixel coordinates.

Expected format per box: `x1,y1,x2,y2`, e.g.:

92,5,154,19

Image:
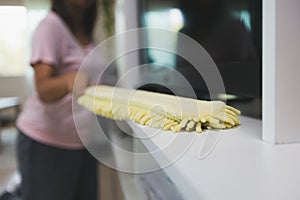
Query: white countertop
128,116,300,200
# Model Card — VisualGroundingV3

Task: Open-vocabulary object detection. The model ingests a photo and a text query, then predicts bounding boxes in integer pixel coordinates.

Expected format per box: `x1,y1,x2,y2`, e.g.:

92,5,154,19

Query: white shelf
129,116,300,200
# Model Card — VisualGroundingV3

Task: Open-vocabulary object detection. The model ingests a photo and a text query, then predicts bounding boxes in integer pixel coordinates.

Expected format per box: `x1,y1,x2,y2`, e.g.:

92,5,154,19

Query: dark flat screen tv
138,0,262,118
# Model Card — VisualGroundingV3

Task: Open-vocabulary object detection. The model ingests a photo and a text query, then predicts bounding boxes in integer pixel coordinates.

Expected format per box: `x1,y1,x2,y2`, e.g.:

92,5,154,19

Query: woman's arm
33,63,78,103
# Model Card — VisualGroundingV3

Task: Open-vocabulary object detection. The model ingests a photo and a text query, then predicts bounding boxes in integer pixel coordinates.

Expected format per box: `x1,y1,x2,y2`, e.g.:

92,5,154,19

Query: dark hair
51,0,98,40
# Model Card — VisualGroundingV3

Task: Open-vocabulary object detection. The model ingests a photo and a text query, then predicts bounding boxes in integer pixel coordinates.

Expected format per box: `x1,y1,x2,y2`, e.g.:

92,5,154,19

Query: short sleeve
30,15,61,67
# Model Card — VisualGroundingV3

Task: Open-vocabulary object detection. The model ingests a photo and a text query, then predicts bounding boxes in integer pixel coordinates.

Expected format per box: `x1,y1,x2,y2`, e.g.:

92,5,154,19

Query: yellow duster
78,85,241,133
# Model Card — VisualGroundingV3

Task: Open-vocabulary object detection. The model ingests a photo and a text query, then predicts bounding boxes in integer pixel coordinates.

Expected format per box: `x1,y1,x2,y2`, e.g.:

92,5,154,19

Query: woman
16,0,99,199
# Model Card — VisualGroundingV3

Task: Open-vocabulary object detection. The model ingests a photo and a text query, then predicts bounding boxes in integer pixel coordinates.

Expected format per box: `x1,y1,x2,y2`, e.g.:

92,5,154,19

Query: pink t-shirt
17,11,95,149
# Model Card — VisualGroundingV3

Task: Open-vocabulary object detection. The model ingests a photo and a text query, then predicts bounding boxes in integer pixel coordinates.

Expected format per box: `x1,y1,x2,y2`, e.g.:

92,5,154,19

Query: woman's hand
65,72,89,97
64,72,77,93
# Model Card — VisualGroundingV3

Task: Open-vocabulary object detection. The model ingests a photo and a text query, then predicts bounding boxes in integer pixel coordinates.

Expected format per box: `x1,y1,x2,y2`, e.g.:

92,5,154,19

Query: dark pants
17,130,98,200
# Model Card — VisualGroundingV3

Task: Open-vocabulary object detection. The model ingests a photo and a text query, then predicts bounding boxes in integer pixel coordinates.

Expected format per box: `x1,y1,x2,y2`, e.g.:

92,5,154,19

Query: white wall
0,0,47,104
115,0,141,88
263,0,300,144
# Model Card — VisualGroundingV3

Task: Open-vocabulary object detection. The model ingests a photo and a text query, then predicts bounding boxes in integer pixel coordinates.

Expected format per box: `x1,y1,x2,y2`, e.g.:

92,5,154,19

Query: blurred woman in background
16,0,99,199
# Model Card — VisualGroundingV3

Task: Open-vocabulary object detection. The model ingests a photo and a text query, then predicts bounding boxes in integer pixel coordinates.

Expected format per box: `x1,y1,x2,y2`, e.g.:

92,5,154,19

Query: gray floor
0,126,18,192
